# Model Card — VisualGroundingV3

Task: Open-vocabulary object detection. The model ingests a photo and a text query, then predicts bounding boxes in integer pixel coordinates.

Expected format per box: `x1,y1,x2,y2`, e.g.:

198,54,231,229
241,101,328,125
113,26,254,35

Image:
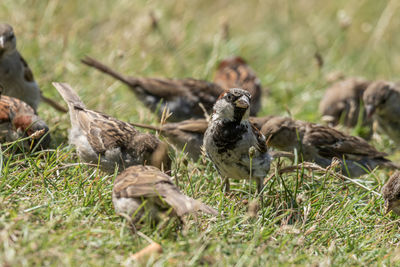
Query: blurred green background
1,0,400,265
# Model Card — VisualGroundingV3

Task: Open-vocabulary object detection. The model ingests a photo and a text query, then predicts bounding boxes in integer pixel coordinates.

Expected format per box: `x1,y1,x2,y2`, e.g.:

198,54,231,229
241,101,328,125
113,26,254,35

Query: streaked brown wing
305,123,387,159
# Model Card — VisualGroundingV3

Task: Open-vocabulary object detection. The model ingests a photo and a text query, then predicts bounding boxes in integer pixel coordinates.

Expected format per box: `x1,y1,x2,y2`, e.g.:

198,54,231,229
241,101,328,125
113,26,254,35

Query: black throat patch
233,107,247,123
212,120,248,153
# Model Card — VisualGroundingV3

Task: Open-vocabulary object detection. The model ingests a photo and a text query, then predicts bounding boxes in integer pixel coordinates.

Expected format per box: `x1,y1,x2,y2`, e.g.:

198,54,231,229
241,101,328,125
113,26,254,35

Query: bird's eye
8,33,15,40
225,93,234,101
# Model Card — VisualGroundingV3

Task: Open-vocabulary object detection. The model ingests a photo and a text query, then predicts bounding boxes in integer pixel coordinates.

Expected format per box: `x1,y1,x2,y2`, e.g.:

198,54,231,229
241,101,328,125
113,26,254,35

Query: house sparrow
113,165,218,223
382,171,400,215
0,23,67,113
130,115,278,161
319,77,371,127
363,80,400,144
203,88,271,196
81,56,224,122
0,88,51,149
52,82,171,173
214,56,263,116
130,119,208,161
260,116,397,177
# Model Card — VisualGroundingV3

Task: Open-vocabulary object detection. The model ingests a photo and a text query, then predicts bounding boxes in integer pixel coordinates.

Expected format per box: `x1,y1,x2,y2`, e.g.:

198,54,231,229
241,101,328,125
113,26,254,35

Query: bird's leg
223,177,230,193
257,178,264,205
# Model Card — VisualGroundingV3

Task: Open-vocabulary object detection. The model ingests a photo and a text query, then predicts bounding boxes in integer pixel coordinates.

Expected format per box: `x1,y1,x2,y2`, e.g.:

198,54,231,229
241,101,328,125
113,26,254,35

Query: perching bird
214,56,263,116
203,88,271,197
260,116,397,177
0,88,50,150
319,77,371,127
130,119,208,161
0,23,67,113
112,165,218,224
382,171,400,215
363,80,400,145
52,82,171,173
130,115,277,161
81,56,224,122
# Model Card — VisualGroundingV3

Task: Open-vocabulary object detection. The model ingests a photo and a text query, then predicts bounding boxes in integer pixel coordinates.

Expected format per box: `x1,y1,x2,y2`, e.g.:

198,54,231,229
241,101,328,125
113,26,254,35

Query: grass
1,0,400,265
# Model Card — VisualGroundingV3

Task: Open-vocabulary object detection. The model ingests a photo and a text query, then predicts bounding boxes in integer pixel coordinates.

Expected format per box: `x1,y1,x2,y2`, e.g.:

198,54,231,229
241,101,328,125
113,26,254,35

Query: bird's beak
235,95,250,109
365,104,375,118
0,36,4,49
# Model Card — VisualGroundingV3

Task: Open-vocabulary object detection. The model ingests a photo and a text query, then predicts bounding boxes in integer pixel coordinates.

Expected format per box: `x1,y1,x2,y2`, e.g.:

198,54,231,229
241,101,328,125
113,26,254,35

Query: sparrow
81,56,224,122
382,171,400,215
203,88,271,197
0,23,67,113
130,115,278,161
363,80,400,144
112,165,218,224
130,119,208,161
260,116,398,177
52,82,171,173
0,87,51,150
319,77,371,127
213,56,263,116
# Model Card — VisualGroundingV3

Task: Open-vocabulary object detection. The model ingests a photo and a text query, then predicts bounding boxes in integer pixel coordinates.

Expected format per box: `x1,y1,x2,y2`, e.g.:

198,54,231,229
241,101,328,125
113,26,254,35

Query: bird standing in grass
130,115,285,161
52,82,171,173
260,116,397,177
81,56,224,122
319,77,371,128
113,165,218,224
363,80,400,145
382,171,400,216
0,23,67,113
203,88,271,199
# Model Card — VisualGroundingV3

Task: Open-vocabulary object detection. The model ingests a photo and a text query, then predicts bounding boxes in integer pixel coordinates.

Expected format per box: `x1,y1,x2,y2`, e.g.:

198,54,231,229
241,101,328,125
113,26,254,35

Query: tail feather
40,94,68,113
52,82,85,109
81,56,135,87
157,184,218,217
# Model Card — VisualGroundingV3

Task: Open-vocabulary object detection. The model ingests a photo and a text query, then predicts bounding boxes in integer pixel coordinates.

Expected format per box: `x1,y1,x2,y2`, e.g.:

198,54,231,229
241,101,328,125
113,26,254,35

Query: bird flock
1,21,400,233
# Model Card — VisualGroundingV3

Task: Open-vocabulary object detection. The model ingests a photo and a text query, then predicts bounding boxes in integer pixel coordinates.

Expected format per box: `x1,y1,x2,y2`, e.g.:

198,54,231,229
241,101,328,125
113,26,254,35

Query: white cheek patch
212,99,235,121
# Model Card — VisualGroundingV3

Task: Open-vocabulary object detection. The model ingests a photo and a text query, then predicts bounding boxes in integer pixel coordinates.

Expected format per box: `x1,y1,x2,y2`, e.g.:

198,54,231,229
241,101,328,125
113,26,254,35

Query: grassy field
1,0,400,265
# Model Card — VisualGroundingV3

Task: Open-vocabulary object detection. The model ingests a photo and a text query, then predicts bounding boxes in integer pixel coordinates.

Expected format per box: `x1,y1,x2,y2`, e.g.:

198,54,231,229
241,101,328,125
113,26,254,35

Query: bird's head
363,81,394,118
216,56,247,70
212,88,251,123
0,23,16,56
13,114,51,150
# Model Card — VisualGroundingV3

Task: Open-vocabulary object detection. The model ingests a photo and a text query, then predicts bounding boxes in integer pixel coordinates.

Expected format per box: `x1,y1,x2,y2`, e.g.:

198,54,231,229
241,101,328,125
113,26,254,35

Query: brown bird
0,23,67,113
319,77,371,127
382,171,400,215
203,88,271,197
0,88,50,150
112,165,218,224
81,56,224,122
260,116,397,177
214,56,263,116
130,115,278,161
363,80,400,144
52,82,171,173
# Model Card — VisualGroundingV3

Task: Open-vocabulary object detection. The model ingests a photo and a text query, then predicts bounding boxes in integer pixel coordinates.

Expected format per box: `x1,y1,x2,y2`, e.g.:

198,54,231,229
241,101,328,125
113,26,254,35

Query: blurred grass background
1,0,400,265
